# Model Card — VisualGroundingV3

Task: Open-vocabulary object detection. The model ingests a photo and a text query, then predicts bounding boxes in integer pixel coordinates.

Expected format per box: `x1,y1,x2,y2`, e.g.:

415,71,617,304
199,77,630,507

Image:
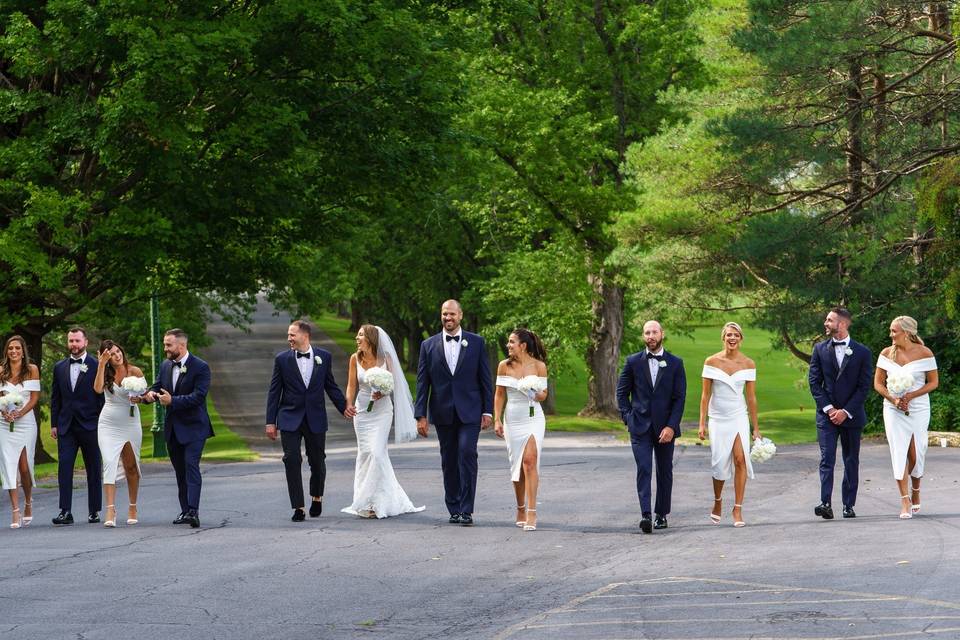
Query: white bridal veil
375,326,417,443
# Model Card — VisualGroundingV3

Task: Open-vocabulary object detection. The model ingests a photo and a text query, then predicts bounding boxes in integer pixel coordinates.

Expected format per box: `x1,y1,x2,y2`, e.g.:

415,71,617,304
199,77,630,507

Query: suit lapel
640,354,654,390
163,360,174,392
306,349,321,392
836,341,853,379
453,335,467,378
286,351,307,391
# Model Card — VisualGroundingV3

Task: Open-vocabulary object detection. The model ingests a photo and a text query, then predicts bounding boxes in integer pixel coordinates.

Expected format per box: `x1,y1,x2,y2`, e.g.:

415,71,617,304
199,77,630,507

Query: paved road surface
2,439,959,639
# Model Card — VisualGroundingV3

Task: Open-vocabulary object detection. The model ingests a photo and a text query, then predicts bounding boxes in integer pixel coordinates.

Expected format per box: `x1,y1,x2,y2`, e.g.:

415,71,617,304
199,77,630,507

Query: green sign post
150,294,167,458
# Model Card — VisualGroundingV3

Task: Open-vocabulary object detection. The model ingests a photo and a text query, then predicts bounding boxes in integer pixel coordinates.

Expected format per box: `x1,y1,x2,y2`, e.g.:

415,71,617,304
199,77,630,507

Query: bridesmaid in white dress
494,329,548,532
0,335,41,529
92,341,144,527
873,316,938,519
698,323,760,527
342,325,423,518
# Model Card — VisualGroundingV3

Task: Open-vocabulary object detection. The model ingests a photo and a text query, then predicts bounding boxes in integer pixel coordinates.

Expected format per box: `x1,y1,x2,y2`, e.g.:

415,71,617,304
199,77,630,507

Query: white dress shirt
823,336,851,418
172,352,190,390
647,349,665,386
443,331,462,374
69,352,87,391
295,346,313,387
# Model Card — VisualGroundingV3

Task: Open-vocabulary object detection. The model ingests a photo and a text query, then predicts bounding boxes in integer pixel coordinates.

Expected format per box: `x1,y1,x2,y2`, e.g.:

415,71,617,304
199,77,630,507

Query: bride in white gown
342,324,423,519
698,323,760,527
92,341,144,527
873,316,938,519
0,335,40,529
494,329,548,532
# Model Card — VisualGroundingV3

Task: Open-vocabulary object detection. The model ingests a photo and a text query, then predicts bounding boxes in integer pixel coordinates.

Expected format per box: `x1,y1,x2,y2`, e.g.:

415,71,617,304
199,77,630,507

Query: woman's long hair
357,324,380,364
890,316,924,361
0,335,31,385
510,328,548,364
98,340,129,392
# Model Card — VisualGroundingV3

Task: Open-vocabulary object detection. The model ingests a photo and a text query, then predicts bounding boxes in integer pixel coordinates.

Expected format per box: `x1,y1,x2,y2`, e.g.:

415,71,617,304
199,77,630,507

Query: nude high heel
733,504,745,528
9,507,21,529
709,497,722,524
104,505,116,528
899,495,913,519
523,508,537,531
126,503,138,525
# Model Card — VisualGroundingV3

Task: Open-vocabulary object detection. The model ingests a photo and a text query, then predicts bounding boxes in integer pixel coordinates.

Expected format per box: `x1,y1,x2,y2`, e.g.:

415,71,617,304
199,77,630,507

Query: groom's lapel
453,334,468,378
639,354,654,390
306,348,322,392
285,351,307,391
836,341,853,379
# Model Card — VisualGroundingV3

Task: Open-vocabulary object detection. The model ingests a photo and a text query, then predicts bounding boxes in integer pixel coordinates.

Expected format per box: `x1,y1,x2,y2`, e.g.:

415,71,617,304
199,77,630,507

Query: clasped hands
827,408,849,425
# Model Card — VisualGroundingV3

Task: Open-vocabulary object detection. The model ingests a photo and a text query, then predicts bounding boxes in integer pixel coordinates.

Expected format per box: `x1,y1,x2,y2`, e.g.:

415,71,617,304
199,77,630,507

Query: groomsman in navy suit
808,307,873,519
616,320,687,534
50,327,104,525
265,320,354,522
415,300,494,526
139,328,214,528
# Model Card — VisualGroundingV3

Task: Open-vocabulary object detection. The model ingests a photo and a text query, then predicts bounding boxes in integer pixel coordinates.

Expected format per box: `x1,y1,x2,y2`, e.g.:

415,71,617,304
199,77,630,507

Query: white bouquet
750,437,777,463
120,376,148,417
886,371,914,416
517,376,548,417
364,367,394,412
0,390,25,432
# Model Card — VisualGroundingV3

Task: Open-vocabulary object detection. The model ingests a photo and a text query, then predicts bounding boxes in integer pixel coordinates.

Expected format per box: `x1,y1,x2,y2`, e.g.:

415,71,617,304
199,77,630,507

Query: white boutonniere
658,360,667,369
79,364,88,373
179,365,187,375
461,339,468,348
314,355,322,365
844,347,853,356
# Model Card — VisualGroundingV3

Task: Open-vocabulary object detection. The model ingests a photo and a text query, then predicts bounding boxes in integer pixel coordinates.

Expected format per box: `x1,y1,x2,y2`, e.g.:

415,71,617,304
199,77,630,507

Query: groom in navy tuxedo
616,320,687,533
416,300,494,526
808,307,873,520
139,328,214,528
265,320,354,522
50,327,104,525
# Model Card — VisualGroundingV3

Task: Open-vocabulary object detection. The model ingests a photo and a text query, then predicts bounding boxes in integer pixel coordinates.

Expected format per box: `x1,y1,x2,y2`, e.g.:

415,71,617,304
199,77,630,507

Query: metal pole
150,293,168,458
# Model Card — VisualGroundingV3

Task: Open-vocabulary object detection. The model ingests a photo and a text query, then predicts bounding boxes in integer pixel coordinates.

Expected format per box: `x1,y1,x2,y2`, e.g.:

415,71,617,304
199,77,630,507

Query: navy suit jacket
415,331,493,426
50,354,103,434
265,347,347,434
149,355,215,444
808,338,873,429
616,351,687,439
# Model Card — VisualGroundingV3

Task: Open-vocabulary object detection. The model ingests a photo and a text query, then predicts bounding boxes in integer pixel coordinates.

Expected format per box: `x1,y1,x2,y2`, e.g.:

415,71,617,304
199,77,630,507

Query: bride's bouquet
120,376,148,417
516,376,548,417
886,371,914,416
364,367,394,412
750,437,777,463
0,390,25,432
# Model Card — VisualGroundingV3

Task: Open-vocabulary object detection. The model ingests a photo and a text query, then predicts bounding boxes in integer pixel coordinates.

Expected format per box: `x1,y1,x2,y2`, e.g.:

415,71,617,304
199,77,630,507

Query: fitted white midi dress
702,366,755,481
496,376,547,482
0,379,40,489
97,385,142,484
876,355,937,480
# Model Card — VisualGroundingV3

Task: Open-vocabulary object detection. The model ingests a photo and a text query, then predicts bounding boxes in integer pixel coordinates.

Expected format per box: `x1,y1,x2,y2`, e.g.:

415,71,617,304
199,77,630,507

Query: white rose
79,364,88,373
314,355,323,365
844,347,853,356
179,366,187,374
658,360,667,368
461,339,468,348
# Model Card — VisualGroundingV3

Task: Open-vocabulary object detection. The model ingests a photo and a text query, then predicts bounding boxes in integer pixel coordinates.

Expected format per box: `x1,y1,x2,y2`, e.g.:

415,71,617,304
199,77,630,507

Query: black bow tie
296,351,311,359
832,341,848,348
70,358,83,365
445,335,460,342
173,360,183,367
648,353,665,361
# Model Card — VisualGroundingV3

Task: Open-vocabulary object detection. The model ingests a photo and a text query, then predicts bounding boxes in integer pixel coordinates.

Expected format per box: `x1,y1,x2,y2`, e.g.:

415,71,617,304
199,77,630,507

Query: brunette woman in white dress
93,341,145,527
342,324,423,518
494,329,548,531
0,335,40,529
698,323,760,527
873,316,938,519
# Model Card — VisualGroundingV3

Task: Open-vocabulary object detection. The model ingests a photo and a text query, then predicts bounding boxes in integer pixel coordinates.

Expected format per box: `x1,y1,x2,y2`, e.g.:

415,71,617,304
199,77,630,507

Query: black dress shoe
309,501,322,518
88,512,100,524
52,511,74,526
292,508,306,522
172,512,188,525
448,513,462,524
459,514,474,526
842,507,856,518
639,516,653,534
814,503,834,520
654,515,668,530
184,512,200,528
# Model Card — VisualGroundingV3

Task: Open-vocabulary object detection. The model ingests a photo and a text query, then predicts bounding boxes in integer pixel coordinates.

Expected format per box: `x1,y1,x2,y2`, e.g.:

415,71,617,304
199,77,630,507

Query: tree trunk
578,270,624,419
542,377,557,415
18,326,56,465
348,301,363,333
406,319,421,373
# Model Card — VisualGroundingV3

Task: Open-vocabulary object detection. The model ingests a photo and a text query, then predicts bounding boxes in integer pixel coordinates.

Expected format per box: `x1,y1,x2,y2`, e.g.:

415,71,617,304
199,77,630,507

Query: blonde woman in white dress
93,341,144,527
0,335,41,529
494,328,548,531
698,323,760,527
342,324,423,519
873,316,938,519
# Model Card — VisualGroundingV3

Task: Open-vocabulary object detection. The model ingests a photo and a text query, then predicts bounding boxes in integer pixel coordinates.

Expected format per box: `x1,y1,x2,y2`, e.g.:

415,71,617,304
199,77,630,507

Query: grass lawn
29,397,256,483
313,314,818,445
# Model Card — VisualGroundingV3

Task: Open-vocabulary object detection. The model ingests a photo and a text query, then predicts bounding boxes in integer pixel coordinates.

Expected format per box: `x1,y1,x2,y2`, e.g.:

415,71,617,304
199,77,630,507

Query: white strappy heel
899,495,913,519
104,505,116,528
9,507,21,529
733,504,745,528
523,508,537,531
22,500,32,526
126,503,138,525
709,497,722,524
910,488,921,514
515,504,526,528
